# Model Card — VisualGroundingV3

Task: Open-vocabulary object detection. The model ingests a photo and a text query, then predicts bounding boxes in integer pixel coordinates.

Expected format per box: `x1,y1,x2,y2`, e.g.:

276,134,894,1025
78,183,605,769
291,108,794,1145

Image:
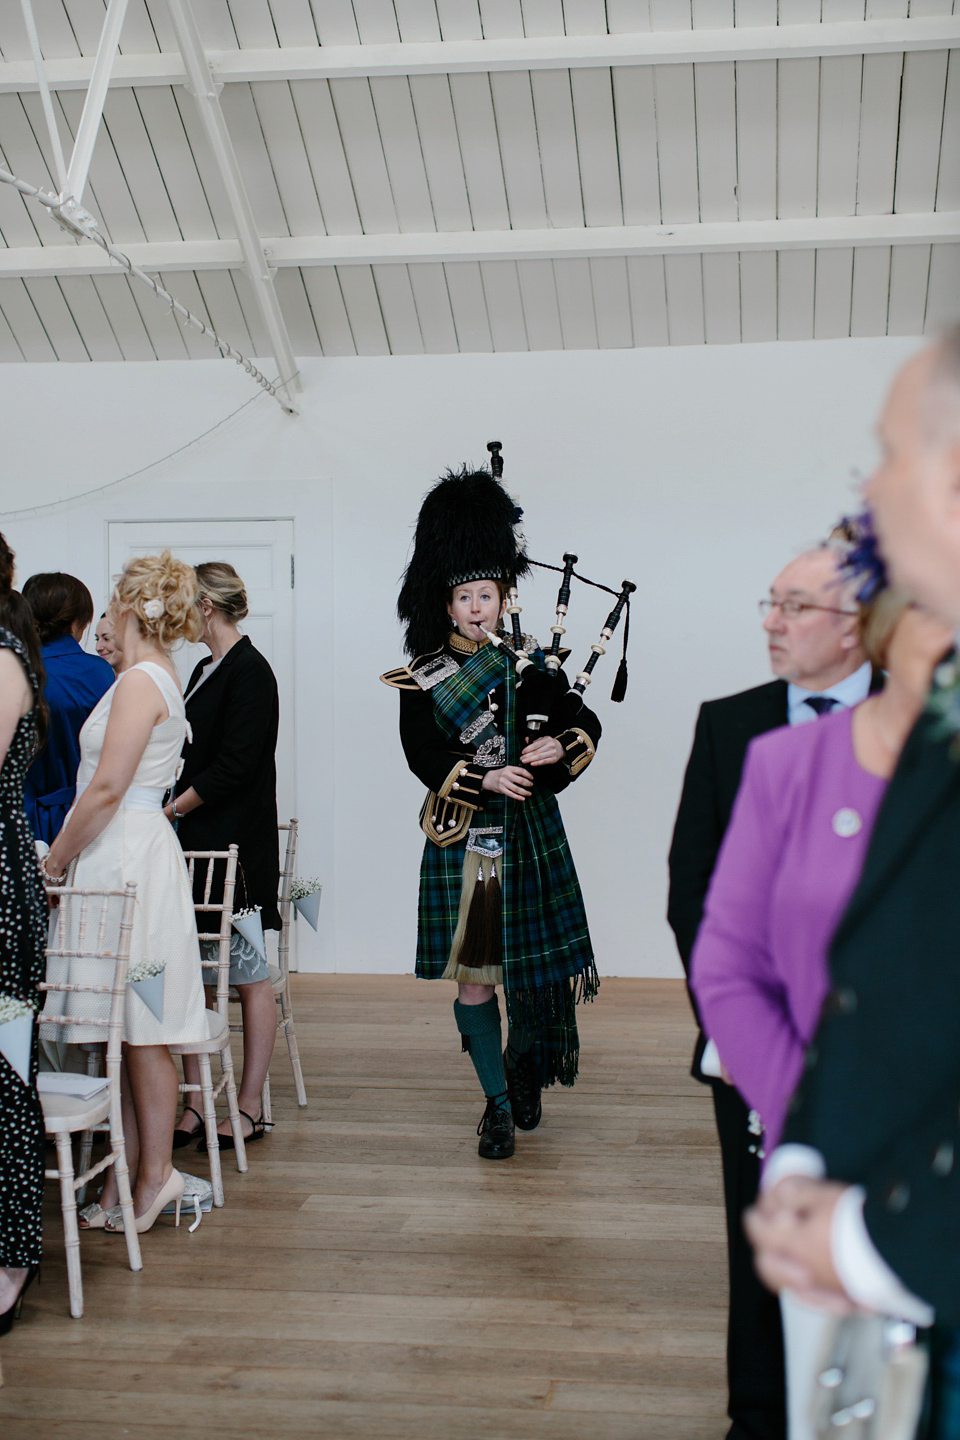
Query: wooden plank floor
0,976,729,1439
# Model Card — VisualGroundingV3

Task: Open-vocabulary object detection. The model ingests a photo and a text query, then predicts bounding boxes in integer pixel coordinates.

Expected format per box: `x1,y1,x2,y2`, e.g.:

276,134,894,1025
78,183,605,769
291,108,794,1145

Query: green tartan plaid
415,789,595,990
429,642,509,736
415,645,598,1085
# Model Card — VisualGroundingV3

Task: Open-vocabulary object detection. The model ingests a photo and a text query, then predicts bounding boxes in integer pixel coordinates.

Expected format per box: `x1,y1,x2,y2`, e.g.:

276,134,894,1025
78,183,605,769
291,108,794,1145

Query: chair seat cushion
169,1008,230,1055
41,1089,111,1133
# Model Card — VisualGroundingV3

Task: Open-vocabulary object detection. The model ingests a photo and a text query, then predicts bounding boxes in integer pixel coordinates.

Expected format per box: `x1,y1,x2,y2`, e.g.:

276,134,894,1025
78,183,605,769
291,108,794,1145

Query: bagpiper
381,461,603,1159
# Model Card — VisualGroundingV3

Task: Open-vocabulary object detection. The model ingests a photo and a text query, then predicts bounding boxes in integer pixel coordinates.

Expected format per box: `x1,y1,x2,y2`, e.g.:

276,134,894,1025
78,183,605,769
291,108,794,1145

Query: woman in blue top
23,573,114,843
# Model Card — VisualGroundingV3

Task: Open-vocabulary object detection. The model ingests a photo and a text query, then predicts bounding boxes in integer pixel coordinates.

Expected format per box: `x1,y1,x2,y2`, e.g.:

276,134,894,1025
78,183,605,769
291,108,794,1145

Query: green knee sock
453,997,510,1110
505,1025,535,1070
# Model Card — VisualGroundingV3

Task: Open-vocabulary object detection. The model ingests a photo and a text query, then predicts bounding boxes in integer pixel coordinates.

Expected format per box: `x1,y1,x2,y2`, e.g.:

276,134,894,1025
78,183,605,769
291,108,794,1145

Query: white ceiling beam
2,212,957,277
0,17,955,94
62,0,131,206
165,0,300,411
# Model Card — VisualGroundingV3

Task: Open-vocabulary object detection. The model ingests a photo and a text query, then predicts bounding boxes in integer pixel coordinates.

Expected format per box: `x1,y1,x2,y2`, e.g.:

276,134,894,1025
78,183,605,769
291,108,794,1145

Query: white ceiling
0,0,957,370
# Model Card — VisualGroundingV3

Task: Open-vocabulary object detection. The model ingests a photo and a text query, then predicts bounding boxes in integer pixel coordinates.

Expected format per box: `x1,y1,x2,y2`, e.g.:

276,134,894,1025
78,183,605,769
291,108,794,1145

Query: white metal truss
8,0,299,412
165,0,300,412
1,212,957,279
0,17,956,93
0,163,286,400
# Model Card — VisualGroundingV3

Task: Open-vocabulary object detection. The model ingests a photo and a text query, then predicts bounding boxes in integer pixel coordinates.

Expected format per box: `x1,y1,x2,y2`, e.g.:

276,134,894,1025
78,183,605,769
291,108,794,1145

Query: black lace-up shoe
505,1050,542,1131
477,1098,515,1159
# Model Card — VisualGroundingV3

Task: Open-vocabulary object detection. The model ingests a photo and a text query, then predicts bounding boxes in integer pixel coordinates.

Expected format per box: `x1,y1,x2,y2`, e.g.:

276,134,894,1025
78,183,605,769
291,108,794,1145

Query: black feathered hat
397,463,529,658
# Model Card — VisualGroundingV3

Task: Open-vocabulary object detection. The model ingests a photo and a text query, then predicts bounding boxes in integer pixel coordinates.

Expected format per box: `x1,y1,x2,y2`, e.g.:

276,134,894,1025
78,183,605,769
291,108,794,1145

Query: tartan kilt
415,786,595,994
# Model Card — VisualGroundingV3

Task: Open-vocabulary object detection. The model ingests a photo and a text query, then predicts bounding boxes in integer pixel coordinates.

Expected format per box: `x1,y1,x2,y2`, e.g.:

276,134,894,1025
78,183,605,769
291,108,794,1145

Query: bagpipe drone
477,441,635,739
395,440,634,752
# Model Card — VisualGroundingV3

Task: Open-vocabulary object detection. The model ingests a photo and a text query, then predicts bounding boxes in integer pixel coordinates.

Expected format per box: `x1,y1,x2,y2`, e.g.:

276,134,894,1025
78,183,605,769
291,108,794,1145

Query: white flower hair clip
143,598,164,620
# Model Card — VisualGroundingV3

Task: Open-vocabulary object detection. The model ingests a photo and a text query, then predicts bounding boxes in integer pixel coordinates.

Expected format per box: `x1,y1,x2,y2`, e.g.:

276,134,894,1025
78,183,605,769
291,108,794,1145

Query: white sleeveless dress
49,662,207,1046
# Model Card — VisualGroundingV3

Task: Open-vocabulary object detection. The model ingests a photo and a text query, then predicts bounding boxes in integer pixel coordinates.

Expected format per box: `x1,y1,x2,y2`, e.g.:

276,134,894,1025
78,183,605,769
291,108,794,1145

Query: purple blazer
690,705,886,1152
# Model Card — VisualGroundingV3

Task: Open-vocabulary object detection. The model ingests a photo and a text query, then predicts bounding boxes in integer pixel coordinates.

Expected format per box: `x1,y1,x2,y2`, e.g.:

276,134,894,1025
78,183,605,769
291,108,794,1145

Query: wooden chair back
39,883,137,1073
277,819,298,982
182,845,239,1020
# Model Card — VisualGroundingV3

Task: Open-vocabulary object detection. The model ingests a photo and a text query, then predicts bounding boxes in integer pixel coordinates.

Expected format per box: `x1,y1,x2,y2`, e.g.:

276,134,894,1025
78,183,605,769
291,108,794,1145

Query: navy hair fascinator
838,510,888,603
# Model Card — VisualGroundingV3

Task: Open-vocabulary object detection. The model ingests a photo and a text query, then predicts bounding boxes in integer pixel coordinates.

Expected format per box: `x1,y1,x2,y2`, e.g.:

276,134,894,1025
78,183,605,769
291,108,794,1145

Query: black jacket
175,636,281,930
783,711,960,1325
667,679,789,1077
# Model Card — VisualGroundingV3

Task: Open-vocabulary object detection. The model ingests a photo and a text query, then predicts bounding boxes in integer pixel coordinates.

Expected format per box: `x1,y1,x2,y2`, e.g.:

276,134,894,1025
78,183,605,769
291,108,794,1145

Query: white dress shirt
787,660,873,726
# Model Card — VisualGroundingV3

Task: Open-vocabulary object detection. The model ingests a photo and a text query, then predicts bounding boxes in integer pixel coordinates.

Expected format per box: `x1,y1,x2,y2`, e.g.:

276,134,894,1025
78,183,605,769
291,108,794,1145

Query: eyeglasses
758,599,859,619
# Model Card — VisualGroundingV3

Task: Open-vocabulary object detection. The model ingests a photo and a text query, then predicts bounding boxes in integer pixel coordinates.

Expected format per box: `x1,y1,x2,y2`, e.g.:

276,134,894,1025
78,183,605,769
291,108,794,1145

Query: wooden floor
0,976,729,1439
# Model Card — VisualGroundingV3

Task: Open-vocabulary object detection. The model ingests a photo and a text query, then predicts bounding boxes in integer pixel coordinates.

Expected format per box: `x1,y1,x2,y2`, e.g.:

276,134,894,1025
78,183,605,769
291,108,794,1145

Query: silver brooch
832,808,862,838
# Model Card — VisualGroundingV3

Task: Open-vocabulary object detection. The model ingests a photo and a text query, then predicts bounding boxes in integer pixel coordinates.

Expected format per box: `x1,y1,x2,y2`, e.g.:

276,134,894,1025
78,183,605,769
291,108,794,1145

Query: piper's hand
482,766,534,801
520,736,563,767
162,803,175,824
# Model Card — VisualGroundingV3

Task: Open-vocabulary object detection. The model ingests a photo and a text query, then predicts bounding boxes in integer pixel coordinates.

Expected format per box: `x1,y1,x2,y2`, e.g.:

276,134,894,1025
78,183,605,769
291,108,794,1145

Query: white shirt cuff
831,1185,934,1327
700,1038,724,1080
761,1143,826,1191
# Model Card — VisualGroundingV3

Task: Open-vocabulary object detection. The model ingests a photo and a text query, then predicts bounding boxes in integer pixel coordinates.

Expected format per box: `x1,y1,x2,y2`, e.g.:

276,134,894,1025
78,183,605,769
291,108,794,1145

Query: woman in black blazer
164,562,280,1148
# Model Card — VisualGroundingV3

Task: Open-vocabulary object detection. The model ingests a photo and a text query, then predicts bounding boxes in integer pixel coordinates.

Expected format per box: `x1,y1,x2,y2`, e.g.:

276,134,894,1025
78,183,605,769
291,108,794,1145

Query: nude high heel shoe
106,1170,184,1235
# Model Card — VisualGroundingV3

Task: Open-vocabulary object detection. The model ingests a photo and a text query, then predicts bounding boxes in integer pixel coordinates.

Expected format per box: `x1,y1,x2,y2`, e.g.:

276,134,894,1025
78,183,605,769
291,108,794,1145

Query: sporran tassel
482,864,503,969
456,864,489,973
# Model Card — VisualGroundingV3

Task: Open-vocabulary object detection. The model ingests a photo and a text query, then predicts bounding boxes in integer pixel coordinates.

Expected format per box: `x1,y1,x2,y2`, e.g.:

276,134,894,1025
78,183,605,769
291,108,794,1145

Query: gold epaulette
380,665,420,691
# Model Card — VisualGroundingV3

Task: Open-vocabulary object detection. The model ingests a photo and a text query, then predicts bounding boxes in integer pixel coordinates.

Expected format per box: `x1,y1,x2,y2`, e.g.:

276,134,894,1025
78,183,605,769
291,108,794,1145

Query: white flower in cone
232,906,267,960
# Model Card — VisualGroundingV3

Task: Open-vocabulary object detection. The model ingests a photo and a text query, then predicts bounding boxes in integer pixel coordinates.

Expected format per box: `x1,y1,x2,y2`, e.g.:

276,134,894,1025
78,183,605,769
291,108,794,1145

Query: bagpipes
479,440,635,740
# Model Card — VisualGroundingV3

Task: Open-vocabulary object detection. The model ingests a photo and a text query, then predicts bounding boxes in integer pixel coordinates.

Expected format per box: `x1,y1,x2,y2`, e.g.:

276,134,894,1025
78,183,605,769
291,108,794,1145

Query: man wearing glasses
668,544,875,1440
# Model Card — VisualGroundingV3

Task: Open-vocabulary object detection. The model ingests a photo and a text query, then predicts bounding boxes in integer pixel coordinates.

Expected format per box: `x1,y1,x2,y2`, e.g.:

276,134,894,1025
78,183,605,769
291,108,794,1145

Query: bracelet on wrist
40,853,68,885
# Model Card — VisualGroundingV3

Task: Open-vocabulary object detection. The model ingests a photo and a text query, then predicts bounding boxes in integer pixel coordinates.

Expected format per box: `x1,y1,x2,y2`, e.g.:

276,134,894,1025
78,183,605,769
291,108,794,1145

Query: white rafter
165,0,301,412
1,212,957,278
63,0,131,206
0,16,955,94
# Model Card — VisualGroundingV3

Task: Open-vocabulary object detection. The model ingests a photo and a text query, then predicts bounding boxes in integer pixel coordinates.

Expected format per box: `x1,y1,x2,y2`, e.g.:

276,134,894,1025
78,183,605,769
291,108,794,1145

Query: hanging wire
0,379,274,519
0,165,293,403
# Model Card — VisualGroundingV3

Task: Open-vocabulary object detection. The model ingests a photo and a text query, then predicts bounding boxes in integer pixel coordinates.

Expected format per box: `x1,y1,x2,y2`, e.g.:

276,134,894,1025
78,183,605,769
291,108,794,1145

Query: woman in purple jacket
692,592,951,1152
691,584,951,1436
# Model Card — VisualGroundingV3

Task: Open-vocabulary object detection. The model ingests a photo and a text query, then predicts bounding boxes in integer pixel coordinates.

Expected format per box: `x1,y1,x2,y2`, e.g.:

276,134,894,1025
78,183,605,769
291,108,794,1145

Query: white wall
0,337,918,978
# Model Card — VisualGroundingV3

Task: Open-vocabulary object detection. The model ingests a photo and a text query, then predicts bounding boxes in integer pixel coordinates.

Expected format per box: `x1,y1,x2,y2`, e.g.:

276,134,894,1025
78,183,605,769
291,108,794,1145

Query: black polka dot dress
0,630,45,1267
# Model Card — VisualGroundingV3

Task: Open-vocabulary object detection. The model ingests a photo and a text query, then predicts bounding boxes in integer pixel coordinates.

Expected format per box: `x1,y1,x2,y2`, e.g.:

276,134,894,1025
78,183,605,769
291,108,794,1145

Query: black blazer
667,679,789,1077
175,636,281,930
783,711,960,1325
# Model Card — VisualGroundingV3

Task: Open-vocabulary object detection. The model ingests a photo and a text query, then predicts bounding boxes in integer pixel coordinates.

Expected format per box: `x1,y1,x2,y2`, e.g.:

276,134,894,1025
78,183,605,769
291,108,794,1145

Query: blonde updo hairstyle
194,561,248,623
860,585,912,671
110,550,203,649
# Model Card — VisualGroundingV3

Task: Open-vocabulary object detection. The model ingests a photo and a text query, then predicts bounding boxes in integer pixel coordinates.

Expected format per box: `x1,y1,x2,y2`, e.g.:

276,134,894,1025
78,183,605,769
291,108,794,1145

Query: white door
106,517,296,845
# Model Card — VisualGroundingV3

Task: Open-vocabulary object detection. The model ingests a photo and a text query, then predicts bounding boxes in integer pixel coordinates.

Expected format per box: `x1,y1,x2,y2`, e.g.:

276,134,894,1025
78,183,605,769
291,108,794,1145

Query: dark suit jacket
667,679,789,1077
783,711,960,1325
175,636,281,930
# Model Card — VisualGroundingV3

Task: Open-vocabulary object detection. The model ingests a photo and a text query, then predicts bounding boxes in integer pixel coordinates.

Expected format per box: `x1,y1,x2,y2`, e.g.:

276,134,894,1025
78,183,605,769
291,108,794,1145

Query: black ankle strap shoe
477,1098,515,1159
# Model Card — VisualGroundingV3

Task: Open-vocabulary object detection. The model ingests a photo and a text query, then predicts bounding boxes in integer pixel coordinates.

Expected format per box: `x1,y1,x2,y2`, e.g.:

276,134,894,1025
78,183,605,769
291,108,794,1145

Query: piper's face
447,580,506,641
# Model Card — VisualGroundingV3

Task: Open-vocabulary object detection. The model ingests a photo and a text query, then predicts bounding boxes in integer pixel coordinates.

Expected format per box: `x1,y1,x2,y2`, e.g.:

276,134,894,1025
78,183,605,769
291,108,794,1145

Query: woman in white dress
42,552,208,1233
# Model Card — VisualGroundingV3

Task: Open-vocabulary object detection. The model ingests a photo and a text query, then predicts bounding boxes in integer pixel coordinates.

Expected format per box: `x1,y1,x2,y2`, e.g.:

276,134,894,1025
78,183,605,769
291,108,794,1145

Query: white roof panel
0,0,955,366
